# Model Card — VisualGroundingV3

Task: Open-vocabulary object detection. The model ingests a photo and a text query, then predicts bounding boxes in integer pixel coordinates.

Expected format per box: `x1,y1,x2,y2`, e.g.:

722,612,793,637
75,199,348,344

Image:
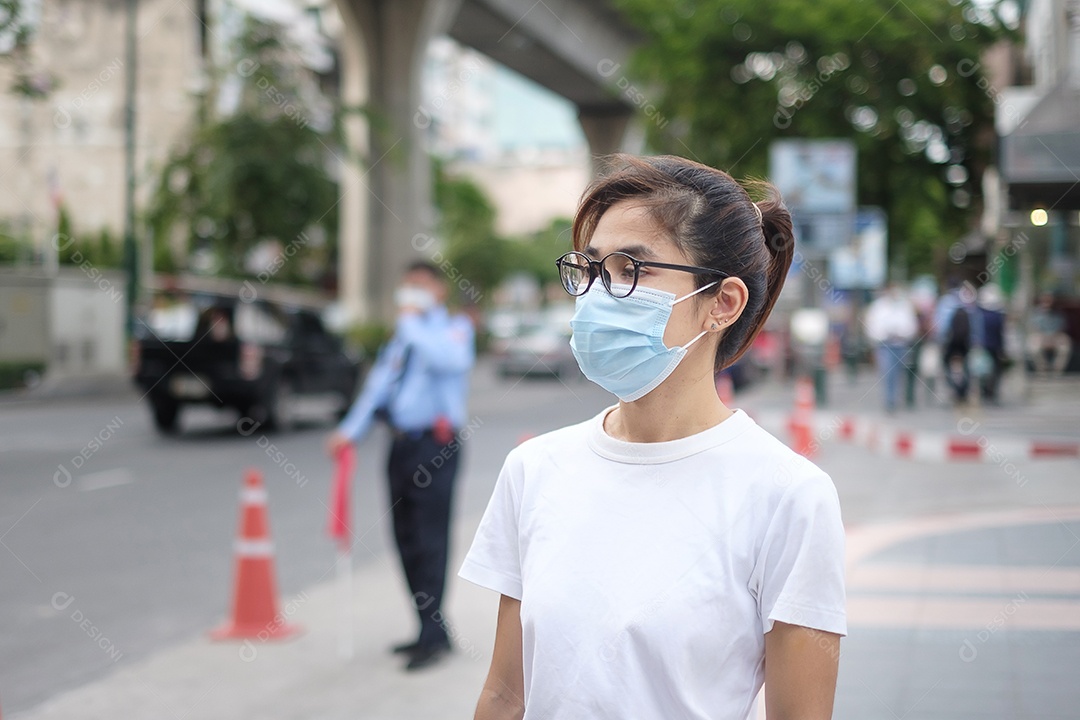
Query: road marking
843,507,1080,630
78,468,134,492
845,505,1080,567
847,595,1080,630
849,562,1080,595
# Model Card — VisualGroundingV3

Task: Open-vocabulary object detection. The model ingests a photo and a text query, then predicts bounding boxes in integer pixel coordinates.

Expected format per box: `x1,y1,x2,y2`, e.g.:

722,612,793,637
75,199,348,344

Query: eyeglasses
555,251,728,299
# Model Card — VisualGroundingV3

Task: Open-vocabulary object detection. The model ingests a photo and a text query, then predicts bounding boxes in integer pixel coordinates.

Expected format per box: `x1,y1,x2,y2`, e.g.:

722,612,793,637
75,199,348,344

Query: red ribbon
328,444,355,551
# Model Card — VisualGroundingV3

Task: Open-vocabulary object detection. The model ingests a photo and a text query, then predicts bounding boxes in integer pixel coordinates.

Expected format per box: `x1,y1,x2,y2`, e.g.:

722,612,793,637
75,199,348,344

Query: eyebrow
583,243,661,261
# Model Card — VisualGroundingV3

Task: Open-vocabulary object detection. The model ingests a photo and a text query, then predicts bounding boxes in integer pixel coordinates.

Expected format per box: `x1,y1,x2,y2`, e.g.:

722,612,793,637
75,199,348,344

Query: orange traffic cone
210,469,299,641
715,373,734,406
790,377,816,458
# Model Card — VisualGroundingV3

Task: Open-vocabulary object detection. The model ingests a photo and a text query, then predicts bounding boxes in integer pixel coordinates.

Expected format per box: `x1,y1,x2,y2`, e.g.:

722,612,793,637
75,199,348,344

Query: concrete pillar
578,107,633,175
335,0,371,322
335,0,460,323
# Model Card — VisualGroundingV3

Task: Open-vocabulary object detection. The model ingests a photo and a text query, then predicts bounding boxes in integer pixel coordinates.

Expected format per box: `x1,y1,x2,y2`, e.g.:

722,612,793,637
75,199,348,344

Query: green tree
0,222,25,264
517,217,574,287
1,0,57,99
434,162,515,302
145,15,339,282
615,0,1014,275
434,164,574,301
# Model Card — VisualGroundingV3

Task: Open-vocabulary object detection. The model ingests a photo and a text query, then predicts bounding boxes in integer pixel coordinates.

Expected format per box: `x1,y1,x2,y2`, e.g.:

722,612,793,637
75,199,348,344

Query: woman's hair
572,154,795,370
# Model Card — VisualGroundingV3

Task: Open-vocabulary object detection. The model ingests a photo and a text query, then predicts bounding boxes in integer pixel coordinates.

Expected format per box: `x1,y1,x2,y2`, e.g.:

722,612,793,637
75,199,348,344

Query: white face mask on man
394,285,437,312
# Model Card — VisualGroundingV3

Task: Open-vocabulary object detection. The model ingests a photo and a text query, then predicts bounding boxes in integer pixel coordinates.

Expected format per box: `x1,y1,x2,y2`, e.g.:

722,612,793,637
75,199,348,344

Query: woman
460,155,846,720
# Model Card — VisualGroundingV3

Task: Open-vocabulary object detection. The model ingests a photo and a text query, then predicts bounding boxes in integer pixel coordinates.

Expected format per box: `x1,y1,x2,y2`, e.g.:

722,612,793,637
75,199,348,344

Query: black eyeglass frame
555,250,730,298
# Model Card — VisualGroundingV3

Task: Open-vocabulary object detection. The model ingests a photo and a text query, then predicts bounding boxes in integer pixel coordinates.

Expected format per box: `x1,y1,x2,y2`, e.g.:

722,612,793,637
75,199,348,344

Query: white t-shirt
865,294,918,344
459,407,847,720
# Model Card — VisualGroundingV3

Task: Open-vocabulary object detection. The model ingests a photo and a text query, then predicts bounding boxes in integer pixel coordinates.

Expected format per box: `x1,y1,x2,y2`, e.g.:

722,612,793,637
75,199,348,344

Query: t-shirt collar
587,405,753,465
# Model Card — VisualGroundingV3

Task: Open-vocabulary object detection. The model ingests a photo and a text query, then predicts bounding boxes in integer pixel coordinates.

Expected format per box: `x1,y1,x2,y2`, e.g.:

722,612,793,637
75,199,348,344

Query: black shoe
390,639,421,655
405,641,451,671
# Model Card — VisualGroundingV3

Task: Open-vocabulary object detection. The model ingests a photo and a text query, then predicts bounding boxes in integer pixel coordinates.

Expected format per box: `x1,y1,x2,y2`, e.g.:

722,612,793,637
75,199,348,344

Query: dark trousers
980,350,1005,402
387,432,460,649
944,344,970,402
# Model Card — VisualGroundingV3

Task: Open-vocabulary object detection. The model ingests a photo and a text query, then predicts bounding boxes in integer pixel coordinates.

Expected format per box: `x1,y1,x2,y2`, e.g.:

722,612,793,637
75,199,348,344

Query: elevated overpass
334,0,642,320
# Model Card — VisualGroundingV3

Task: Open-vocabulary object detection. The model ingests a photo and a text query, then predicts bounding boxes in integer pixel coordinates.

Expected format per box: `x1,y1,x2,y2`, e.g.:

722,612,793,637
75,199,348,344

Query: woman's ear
706,277,749,332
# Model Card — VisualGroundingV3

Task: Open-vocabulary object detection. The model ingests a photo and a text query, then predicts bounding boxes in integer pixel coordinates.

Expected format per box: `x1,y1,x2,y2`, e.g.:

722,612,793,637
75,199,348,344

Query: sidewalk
837,504,1080,719
17,504,1080,720
10,367,1079,719
14,515,499,720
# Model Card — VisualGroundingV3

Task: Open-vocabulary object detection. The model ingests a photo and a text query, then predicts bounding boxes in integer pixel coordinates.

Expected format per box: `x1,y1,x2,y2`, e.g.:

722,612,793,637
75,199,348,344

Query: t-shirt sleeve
458,452,523,600
750,468,847,637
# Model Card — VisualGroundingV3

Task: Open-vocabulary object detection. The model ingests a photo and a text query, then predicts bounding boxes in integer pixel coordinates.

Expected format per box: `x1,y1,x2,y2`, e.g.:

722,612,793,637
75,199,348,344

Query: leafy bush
0,362,46,391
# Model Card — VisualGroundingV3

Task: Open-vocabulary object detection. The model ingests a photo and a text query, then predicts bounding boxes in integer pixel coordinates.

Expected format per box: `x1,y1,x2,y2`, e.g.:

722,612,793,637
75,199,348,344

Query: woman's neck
604,359,732,443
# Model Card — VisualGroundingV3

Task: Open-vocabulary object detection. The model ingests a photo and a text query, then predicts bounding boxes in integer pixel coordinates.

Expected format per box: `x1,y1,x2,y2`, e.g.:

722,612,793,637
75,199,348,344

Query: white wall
449,157,591,236
0,268,127,375
0,273,50,362
48,269,127,376
0,0,202,246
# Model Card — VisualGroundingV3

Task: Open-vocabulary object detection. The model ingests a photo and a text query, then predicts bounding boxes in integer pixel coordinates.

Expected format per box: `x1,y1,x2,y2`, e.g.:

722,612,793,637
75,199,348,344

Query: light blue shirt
337,306,475,442
933,291,962,344
934,290,986,347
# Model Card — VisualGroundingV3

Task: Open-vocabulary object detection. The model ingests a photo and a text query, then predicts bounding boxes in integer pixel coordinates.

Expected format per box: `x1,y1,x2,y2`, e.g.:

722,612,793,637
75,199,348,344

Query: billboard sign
770,139,857,258
828,207,888,290
768,139,857,213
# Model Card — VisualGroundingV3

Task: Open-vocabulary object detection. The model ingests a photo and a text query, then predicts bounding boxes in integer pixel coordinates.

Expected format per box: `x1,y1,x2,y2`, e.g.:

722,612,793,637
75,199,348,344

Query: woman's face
584,200,713,349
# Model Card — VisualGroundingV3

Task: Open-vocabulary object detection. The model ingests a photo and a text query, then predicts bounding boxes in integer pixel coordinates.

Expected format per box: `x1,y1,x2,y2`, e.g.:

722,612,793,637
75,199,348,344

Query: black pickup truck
132,293,361,434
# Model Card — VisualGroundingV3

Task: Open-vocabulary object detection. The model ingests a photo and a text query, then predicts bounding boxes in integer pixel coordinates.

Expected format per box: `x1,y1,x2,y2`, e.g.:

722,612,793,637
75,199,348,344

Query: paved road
3,363,1079,717
0,361,610,714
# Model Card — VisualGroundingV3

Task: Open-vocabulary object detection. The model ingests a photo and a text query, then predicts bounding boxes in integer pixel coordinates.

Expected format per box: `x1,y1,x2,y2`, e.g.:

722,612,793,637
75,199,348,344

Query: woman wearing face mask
460,155,846,720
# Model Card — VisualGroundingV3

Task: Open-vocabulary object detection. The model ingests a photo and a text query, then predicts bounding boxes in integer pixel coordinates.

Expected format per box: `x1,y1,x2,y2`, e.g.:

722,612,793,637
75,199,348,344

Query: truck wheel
265,377,296,431
335,390,352,421
152,399,180,434
334,376,357,422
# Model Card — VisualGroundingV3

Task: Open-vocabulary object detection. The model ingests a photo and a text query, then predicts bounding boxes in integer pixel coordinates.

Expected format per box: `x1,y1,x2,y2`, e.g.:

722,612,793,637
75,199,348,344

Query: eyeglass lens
559,252,590,295
559,252,638,298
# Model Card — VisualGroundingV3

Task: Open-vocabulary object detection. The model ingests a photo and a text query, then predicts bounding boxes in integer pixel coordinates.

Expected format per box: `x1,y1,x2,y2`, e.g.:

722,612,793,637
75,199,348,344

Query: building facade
0,0,207,253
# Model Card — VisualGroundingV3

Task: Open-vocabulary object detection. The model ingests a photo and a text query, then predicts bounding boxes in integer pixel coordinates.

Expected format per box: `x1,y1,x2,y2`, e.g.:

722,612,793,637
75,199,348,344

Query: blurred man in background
936,281,981,405
1028,292,1072,376
977,284,1007,403
327,261,475,671
865,282,918,413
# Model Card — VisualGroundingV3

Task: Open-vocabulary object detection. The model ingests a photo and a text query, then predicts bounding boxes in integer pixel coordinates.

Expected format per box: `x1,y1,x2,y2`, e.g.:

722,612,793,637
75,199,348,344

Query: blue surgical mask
569,281,717,402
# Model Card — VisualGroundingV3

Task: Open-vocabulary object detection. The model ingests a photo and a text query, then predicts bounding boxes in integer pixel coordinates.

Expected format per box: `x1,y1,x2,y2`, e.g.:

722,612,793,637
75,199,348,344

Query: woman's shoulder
500,413,595,469
713,417,836,500
516,414,593,451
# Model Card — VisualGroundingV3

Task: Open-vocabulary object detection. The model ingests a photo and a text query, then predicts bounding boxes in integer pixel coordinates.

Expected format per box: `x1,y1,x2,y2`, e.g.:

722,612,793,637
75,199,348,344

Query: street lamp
123,0,138,338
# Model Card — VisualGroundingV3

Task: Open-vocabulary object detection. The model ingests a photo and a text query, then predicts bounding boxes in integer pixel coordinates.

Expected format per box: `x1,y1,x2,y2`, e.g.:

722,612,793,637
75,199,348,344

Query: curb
833,414,1080,462
748,409,1080,463
0,373,134,405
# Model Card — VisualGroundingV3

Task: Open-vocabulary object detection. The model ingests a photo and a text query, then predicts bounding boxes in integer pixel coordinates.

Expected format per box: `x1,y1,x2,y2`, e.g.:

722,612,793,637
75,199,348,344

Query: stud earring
711,323,718,330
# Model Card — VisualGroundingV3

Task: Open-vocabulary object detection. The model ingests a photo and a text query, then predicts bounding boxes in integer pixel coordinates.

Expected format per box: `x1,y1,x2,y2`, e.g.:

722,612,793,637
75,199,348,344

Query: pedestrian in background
977,283,1007,403
326,261,475,671
462,155,845,720
1028,292,1072,376
936,281,975,404
909,281,941,406
933,278,963,343
864,283,918,413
